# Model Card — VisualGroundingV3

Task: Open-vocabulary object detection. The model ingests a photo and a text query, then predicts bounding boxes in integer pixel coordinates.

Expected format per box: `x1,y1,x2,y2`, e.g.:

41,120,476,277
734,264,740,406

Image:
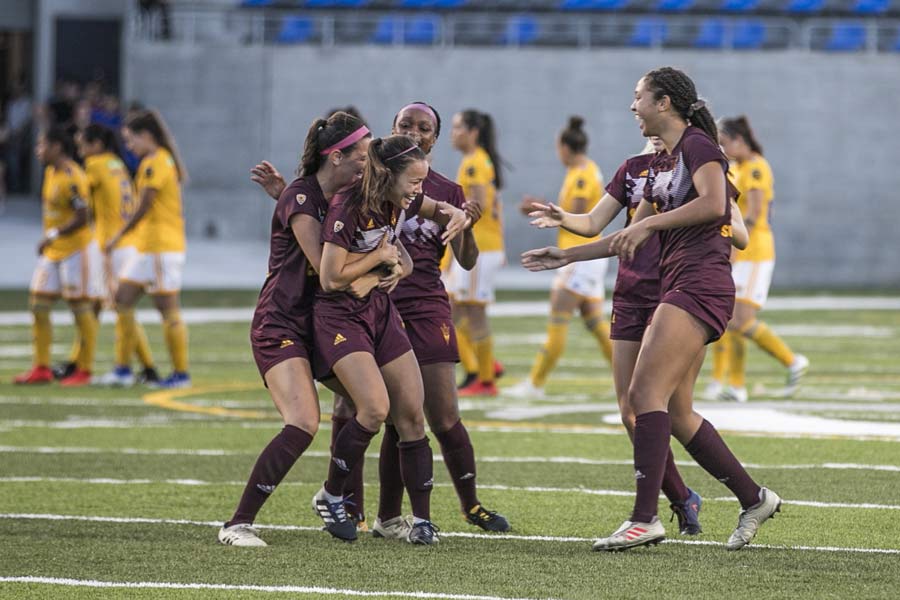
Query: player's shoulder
425,168,463,196
625,152,655,175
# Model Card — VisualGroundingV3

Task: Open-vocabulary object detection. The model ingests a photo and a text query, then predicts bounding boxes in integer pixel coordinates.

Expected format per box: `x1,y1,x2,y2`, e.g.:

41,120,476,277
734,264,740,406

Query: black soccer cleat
312,486,357,542
407,520,440,545
457,372,477,390
138,366,161,385
465,504,511,532
669,488,703,535
52,361,77,380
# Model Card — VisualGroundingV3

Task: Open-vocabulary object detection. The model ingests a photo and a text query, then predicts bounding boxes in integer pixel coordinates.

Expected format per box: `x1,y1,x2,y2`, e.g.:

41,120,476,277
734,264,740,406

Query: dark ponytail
720,115,764,156
360,135,426,218
82,123,123,159
298,110,369,177
124,109,188,182
643,67,717,144
460,109,505,190
560,115,588,154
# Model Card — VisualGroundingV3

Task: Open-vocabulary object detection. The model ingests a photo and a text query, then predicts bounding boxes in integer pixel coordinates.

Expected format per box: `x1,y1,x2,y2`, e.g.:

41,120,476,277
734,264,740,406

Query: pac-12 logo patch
295,193,307,205
333,221,344,233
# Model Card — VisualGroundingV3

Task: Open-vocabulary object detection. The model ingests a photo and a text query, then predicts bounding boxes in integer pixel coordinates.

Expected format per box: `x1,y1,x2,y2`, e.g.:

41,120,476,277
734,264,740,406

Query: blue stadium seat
721,0,759,11
786,0,825,12
276,16,315,43
560,0,630,10
629,17,667,46
304,0,369,7
824,23,867,50
892,26,900,51
241,0,274,6
501,15,540,44
853,0,889,14
657,0,695,11
399,0,467,8
694,18,725,47
405,15,439,44
732,19,766,48
372,16,399,43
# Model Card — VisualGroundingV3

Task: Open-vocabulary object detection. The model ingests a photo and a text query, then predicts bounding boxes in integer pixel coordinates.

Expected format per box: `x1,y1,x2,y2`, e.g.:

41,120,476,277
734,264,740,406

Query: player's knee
426,408,459,434
356,399,390,430
286,413,319,436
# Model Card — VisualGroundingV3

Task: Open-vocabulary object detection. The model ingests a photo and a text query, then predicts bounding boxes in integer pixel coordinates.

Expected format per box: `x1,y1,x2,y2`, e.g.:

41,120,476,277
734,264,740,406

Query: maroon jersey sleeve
276,180,322,230
681,131,728,177
321,195,358,250
605,161,630,207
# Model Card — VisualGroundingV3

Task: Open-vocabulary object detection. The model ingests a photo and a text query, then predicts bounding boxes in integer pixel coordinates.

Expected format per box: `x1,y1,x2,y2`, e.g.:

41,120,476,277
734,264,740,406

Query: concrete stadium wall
126,43,900,288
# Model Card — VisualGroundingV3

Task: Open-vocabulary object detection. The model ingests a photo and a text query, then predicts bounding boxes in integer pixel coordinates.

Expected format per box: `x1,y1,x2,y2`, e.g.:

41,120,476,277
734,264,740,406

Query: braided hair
643,67,717,143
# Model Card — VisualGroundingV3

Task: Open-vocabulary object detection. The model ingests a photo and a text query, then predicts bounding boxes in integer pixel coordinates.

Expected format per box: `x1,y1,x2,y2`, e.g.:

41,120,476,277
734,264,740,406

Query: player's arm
105,187,156,252
319,232,399,292
730,199,749,251
251,161,287,201
38,194,89,255
521,233,620,272
420,197,468,244
527,193,623,237
741,189,763,230
377,239,414,294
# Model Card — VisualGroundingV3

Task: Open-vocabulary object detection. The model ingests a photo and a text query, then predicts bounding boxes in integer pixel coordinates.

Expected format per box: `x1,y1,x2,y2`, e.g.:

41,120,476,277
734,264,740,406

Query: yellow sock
162,308,189,372
455,318,478,375
133,321,155,368
529,313,570,388
72,302,98,373
727,332,747,388
115,307,139,367
474,336,495,384
31,298,53,367
749,321,795,368
710,332,731,383
586,316,613,364
68,334,81,365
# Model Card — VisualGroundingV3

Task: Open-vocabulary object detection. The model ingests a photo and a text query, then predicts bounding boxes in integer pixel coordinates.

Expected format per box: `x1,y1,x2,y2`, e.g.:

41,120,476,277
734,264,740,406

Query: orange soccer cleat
13,366,54,385
60,369,93,387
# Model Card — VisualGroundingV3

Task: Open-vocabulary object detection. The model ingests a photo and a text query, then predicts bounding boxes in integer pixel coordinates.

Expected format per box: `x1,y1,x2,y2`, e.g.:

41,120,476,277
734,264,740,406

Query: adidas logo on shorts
334,333,347,345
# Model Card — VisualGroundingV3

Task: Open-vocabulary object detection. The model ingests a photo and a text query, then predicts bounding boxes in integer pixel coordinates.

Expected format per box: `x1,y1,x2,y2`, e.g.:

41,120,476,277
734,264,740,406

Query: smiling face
630,77,666,138
393,107,438,156
331,137,371,189
390,158,429,209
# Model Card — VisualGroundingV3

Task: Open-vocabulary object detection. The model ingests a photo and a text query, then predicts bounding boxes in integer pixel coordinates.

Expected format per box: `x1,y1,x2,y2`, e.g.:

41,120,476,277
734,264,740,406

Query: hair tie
687,99,706,117
385,145,417,162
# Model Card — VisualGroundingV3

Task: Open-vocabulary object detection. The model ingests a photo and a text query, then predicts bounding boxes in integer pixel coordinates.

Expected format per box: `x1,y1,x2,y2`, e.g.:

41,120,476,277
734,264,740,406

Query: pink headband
385,145,418,162
398,103,438,127
320,126,370,155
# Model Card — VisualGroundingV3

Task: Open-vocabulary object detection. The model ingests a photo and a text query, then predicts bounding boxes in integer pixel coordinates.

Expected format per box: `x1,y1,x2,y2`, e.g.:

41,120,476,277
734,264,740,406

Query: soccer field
1,294,899,600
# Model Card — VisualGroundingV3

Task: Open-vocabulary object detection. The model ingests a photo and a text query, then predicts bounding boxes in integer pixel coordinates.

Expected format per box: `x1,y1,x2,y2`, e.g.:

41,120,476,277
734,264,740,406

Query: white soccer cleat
371,515,413,540
703,380,723,401
592,517,665,552
504,379,546,399
783,354,810,396
95,367,135,387
217,523,267,547
726,487,782,551
718,385,748,403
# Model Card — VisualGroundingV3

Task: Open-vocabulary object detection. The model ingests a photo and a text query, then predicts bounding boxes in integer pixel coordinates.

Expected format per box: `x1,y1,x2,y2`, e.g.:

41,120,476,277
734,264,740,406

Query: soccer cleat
783,354,809,396
493,360,505,380
52,361,77,380
218,523,267,547
153,371,192,389
13,366,54,385
718,385,748,403
372,515,413,540
504,379,545,399
457,380,498,398
96,366,135,387
457,372,477,390
669,488,703,535
312,486,357,542
465,504,511,532
592,517,665,552
726,487,782,551
407,520,440,545
60,369,92,387
137,366,161,385
703,380,723,401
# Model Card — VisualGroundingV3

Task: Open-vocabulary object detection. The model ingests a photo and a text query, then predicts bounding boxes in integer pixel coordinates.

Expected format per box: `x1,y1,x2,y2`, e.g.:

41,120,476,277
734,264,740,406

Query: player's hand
521,246,568,271
347,273,380,299
440,205,468,245
520,194,545,216
103,235,121,255
610,221,652,261
378,263,404,294
250,160,286,201
463,200,482,227
36,237,51,256
377,231,400,267
528,202,565,229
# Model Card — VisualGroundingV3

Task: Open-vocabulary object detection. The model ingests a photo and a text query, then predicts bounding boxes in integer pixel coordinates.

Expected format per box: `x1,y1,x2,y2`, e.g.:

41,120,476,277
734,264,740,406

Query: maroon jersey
643,127,734,296
606,153,660,308
251,175,327,343
391,169,464,319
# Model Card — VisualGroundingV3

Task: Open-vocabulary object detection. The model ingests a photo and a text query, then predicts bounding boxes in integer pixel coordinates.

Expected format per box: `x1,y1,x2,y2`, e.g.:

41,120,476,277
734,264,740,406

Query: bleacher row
242,0,900,17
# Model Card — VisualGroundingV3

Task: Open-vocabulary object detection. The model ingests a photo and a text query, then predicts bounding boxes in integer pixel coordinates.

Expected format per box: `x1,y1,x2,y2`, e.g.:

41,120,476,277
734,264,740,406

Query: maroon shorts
250,326,312,380
313,292,413,380
609,304,658,343
660,288,734,343
404,316,459,366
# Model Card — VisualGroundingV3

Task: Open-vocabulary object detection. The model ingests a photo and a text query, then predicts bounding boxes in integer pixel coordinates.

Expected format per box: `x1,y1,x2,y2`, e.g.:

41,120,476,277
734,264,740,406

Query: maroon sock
399,437,434,521
684,419,761,509
660,448,690,504
435,420,479,511
631,411,671,523
331,415,365,519
377,424,404,522
324,417,376,497
227,425,313,526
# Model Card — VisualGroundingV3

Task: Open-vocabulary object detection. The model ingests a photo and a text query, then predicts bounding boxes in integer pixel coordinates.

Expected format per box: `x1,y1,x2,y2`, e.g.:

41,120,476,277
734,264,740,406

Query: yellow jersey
557,159,604,250
134,147,185,253
41,161,92,261
732,155,775,263
85,152,139,249
457,146,503,253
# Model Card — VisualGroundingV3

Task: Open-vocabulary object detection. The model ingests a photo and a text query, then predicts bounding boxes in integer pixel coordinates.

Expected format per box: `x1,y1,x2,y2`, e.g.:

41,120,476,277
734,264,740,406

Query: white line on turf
0,576,552,600
3,513,899,555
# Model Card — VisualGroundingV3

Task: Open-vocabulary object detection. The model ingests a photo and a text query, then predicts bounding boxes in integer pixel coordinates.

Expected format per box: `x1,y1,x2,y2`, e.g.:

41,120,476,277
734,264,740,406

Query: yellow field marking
142,384,270,419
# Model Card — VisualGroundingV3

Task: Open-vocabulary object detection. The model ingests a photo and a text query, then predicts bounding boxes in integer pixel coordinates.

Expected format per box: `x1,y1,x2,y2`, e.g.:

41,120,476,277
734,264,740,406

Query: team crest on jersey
145,166,153,177
466,166,476,177
441,323,450,344
751,169,763,180
295,193,307,205
333,221,344,233
576,178,586,189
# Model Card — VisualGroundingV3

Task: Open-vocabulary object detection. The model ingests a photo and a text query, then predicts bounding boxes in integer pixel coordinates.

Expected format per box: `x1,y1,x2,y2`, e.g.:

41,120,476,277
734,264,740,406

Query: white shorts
552,258,608,300
29,242,104,300
447,250,505,304
120,251,186,295
732,260,774,308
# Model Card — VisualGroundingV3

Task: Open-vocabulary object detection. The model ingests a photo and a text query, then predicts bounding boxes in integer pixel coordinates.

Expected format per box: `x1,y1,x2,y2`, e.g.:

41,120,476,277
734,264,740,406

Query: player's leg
332,392,367,529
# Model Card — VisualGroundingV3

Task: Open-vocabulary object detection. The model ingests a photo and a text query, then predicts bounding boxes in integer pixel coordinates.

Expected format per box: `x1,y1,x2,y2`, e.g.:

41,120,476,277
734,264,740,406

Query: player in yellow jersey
449,110,505,397
706,116,808,403
13,127,101,386
72,124,160,386
106,109,191,389
508,116,613,398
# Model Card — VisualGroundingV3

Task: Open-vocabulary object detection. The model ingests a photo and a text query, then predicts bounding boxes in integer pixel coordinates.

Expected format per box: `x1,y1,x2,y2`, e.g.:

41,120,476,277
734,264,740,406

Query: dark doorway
54,17,121,93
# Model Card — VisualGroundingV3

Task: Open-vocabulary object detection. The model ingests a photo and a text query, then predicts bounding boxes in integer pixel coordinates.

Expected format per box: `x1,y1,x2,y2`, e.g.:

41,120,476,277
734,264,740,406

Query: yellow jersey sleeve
734,156,775,263
134,149,185,253
42,163,92,261
557,161,603,250
86,153,139,248
458,147,503,253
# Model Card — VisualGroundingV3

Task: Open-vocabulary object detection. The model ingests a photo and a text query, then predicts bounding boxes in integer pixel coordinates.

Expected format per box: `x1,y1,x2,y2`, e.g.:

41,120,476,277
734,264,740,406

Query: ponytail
720,115,764,156
460,109,505,190
643,67,718,144
560,115,588,154
124,109,189,182
360,135,426,217
298,111,369,177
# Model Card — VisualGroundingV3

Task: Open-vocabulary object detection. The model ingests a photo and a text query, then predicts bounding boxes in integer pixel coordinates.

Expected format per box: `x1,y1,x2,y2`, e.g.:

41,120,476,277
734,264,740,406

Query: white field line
3,513,900,555
3,445,900,474
2,477,899,511
0,576,551,600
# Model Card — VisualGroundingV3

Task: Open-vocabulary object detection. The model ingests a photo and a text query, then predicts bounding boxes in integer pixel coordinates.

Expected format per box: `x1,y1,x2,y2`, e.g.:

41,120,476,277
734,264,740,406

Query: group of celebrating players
17,64,805,551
